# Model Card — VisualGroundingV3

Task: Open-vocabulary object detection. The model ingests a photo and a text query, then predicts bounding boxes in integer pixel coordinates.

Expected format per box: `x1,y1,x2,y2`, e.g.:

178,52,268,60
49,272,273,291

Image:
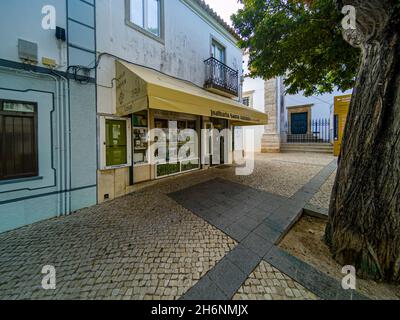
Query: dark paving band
169,160,368,300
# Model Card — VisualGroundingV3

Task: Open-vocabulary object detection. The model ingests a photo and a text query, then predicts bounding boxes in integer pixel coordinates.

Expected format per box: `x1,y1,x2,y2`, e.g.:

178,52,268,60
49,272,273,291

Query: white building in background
285,89,352,124
242,72,265,153
242,55,352,153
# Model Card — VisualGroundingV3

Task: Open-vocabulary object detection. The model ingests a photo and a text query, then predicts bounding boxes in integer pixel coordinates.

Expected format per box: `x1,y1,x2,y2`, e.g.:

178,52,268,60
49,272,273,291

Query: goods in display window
133,111,149,165
153,117,200,178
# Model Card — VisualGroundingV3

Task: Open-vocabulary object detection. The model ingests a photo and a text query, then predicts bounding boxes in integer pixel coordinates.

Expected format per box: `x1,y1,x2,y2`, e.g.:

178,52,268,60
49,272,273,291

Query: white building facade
243,70,352,153
95,0,267,202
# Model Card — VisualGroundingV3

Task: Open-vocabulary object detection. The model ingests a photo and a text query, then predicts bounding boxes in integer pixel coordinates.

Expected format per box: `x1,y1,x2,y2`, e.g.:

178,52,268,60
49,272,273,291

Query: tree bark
325,0,400,283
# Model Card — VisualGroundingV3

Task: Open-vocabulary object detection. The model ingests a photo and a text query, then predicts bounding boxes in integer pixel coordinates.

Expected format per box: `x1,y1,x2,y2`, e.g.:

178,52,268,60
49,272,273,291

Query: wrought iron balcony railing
204,57,239,97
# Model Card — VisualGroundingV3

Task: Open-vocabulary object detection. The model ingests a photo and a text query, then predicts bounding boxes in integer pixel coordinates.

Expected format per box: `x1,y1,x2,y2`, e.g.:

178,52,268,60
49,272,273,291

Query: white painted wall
242,76,264,153
242,66,353,150
241,55,265,152
96,0,244,115
285,89,353,122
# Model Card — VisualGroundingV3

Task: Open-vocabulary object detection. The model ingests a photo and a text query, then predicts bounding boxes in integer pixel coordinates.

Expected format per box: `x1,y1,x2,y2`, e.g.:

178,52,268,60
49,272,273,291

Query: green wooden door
106,119,127,166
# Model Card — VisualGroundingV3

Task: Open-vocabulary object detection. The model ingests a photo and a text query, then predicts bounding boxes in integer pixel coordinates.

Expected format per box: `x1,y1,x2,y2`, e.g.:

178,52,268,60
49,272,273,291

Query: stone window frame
125,0,165,44
287,104,313,135
242,91,254,108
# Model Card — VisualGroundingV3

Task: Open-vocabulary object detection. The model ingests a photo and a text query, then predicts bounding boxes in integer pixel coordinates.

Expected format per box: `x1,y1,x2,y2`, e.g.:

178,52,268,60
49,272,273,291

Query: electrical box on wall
56,27,66,41
42,57,57,68
18,39,38,63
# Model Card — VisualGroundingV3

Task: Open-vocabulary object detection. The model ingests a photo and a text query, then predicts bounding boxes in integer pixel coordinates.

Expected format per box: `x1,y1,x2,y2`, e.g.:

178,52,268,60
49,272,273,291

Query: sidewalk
0,153,348,300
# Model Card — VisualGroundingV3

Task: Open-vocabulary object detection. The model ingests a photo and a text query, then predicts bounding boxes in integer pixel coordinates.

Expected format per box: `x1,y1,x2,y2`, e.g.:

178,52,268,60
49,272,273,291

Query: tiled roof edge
191,0,241,41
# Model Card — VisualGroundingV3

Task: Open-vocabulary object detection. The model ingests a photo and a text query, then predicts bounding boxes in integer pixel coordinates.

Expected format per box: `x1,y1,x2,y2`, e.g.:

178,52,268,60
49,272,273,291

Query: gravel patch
280,216,400,300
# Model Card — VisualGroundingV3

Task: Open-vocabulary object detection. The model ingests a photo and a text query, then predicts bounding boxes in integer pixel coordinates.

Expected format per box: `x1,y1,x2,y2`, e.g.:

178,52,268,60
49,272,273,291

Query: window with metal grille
0,100,38,181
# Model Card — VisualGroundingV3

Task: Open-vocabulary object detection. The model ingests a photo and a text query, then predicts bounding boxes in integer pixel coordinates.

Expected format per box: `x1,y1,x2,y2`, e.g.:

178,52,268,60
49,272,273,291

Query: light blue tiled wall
0,0,97,233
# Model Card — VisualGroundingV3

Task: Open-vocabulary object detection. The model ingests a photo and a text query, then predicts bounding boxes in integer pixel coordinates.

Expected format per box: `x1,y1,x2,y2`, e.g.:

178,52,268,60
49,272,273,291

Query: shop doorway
211,118,228,166
204,121,214,165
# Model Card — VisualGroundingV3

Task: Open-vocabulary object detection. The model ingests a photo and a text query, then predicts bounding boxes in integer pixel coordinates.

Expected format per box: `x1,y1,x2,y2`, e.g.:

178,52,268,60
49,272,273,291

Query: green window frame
106,119,128,167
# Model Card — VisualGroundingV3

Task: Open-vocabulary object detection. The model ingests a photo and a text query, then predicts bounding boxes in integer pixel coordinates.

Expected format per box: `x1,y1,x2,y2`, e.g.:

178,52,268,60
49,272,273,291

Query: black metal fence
286,118,331,143
204,57,239,97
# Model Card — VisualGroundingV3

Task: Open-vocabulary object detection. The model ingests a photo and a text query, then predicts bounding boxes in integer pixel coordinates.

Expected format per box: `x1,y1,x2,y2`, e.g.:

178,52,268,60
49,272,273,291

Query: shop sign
211,110,254,123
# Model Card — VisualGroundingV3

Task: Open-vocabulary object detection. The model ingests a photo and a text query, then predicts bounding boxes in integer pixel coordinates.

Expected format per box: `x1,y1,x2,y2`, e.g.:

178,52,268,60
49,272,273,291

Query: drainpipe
46,72,70,217
47,71,66,217
54,73,64,217
56,74,71,216
48,72,68,217
54,74,64,217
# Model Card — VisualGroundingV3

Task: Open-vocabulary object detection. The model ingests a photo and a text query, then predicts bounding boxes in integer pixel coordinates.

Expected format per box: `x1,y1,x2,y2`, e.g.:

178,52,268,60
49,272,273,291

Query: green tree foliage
232,0,360,96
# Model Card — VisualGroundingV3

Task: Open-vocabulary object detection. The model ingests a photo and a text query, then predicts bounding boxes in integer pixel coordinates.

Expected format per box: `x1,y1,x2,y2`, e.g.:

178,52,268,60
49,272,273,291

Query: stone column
261,78,282,153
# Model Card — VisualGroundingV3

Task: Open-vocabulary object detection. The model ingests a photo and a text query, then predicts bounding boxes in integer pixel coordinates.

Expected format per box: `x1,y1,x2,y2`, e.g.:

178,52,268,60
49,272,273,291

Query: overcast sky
203,0,243,26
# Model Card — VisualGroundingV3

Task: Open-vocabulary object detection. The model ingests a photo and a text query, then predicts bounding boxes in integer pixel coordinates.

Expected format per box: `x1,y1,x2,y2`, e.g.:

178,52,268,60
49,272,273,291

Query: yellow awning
115,61,268,126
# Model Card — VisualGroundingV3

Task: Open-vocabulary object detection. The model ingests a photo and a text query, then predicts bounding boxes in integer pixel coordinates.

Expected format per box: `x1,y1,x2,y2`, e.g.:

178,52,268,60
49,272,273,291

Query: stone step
280,143,333,154
281,150,332,154
281,144,333,148
281,143,333,147
280,146,333,150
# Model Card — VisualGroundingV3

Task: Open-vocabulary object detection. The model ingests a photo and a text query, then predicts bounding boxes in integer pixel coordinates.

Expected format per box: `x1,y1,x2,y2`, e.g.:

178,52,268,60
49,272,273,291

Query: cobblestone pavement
0,153,334,300
138,152,335,199
309,171,337,209
217,153,334,198
233,261,318,300
0,193,236,300
180,160,345,301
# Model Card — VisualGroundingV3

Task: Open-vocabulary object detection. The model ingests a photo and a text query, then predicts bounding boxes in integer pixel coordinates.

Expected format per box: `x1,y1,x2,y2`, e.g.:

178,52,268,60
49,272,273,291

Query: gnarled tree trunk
325,0,400,283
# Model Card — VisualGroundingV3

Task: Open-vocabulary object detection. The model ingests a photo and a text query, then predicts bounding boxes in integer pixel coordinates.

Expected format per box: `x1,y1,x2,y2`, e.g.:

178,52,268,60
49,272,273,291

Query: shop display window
154,117,200,178
133,111,149,165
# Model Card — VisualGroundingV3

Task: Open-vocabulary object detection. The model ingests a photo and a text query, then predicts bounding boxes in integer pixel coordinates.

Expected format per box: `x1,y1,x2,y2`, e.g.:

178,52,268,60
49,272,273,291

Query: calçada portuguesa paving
0,153,367,300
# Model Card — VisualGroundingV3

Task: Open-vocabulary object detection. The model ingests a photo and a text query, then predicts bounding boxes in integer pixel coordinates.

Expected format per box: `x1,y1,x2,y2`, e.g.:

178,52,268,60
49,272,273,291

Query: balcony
204,57,239,98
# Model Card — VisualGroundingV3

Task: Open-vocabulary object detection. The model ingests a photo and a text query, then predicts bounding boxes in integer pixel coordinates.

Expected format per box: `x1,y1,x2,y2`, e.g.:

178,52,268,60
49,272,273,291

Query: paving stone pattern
0,193,236,300
264,247,368,300
178,160,367,301
0,156,366,300
233,261,318,300
175,178,305,300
